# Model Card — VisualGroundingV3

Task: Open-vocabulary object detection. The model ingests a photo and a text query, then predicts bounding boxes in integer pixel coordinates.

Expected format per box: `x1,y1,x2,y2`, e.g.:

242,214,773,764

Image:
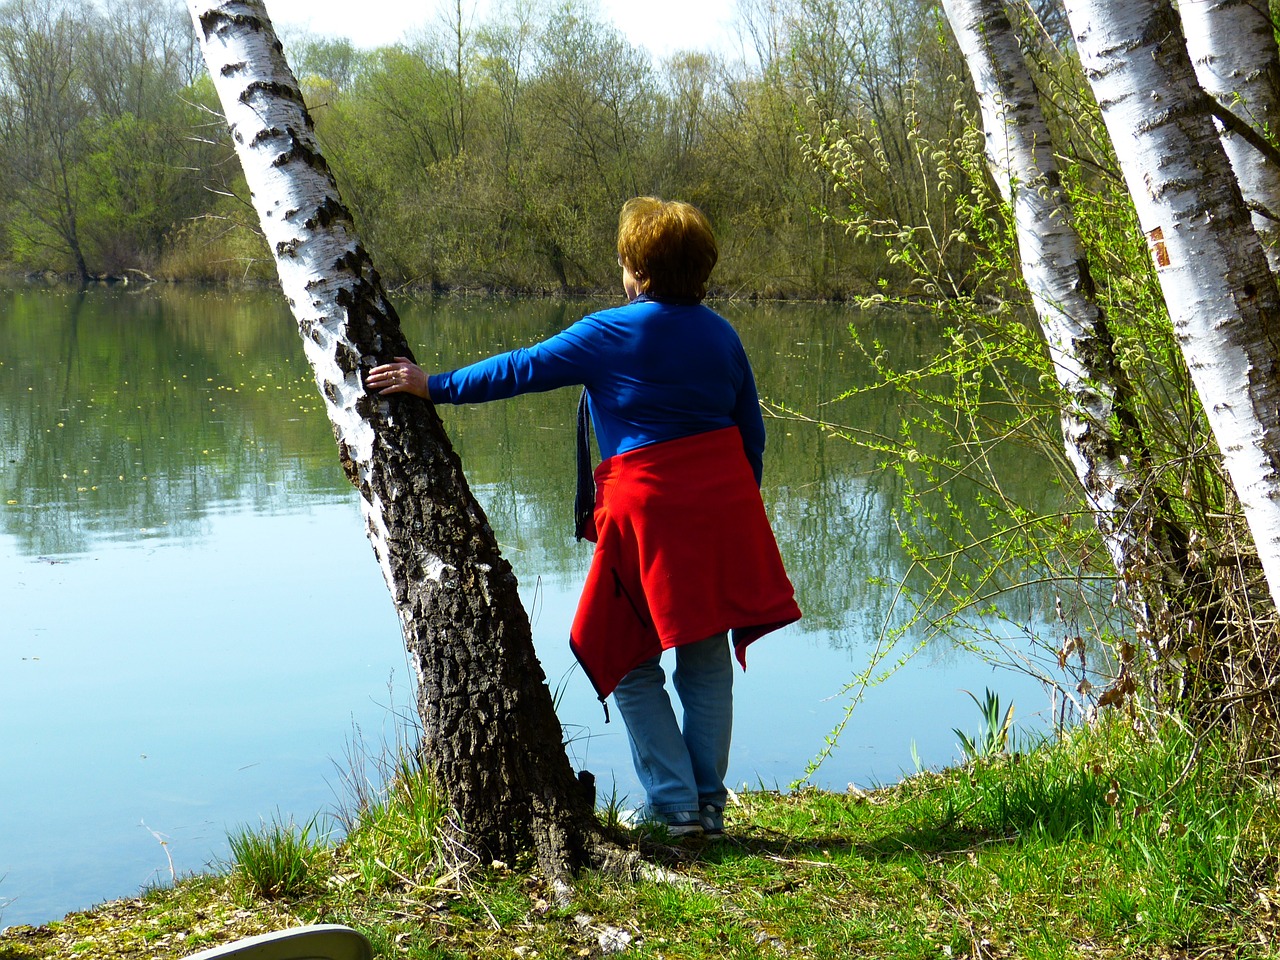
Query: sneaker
622,806,703,837
699,804,725,837
665,812,704,837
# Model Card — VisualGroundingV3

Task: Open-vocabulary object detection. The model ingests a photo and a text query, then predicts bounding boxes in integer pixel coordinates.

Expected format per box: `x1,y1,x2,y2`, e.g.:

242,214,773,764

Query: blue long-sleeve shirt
427,295,766,484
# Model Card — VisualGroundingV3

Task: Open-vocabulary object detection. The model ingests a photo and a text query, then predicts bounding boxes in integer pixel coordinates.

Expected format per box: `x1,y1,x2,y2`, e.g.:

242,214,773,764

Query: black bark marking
305,196,353,230
240,79,305,108
337,439,361,489
271,138,331,174
198,10,266,39
335,342,360,375
251,126,286,148
333,249,363,275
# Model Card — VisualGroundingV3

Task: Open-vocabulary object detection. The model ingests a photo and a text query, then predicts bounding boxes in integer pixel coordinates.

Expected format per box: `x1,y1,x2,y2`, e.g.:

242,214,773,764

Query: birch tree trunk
1178,0,1280,273
941,0,1207,669
1060,0,1280,618
186,0,608,882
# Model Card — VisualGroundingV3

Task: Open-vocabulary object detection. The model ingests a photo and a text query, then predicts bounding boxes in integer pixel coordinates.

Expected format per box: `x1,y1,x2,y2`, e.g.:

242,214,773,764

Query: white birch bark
185,0,605,877
941,0,1184,658
1063,0,1280,615
185,0,377,499
1178,0,1280,273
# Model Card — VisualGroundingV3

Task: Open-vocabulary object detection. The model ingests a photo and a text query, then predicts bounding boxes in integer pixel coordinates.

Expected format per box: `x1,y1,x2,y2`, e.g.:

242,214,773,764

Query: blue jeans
611,632,732,817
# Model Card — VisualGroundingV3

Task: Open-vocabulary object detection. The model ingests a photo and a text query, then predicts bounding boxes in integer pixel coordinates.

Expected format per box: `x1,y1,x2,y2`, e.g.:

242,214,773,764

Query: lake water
1,286,1075,929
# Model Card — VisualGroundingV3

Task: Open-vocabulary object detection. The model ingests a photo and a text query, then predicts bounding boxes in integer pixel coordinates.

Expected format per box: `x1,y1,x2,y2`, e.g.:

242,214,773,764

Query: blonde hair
617,197,718,301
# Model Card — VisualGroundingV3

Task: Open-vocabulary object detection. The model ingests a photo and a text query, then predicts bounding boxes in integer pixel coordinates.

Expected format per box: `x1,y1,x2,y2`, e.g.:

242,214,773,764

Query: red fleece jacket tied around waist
569,426,802,699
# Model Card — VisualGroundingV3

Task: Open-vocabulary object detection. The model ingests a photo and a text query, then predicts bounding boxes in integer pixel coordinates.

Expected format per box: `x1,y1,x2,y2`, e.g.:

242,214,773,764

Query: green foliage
594,779,632,832
952,687,1016,762
80,108,208,272
937,719,1266,916
339,752,459,894
0,0,958,297
228,705,457,905
226,813,325,901
327,692,464,896
0,0,218,279
294,36,359,92
856,717,1275,949
156,202,274,283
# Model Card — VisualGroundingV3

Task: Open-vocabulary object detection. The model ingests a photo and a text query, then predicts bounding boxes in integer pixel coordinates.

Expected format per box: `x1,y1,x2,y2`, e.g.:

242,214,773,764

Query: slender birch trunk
1178,0,1280,273
186,0,610,882
941,0,1205,670
1061,0,1280,616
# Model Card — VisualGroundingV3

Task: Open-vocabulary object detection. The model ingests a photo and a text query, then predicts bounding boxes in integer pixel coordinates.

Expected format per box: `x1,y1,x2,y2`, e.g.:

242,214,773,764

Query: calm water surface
1,287,1069,928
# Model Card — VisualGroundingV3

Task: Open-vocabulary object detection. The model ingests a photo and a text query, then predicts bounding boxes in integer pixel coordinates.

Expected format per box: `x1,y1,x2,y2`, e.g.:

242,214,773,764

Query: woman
367,197,801,837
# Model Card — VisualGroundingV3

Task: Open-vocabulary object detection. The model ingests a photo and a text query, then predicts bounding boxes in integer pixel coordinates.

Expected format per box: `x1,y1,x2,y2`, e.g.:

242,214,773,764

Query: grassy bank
2,719,1278,959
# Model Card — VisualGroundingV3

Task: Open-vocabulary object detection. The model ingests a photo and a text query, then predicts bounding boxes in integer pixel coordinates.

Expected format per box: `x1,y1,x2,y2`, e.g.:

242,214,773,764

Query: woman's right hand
366,356,430,399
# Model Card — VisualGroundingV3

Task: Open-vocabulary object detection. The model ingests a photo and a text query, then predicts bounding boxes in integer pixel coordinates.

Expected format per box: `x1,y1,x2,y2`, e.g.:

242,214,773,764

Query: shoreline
0,267,886,306
1,724,1274,959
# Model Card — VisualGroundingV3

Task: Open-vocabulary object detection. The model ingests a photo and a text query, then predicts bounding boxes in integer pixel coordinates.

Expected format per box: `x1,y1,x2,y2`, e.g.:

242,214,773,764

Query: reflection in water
1,287,1076,929
0,287,343,555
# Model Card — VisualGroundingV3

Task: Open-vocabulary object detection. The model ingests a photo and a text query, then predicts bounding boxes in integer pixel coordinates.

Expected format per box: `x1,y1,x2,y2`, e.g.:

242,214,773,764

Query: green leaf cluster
0,0,969,298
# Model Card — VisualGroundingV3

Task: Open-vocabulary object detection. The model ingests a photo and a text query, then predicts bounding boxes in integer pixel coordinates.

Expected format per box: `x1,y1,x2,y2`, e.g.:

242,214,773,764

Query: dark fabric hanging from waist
574,388,596,542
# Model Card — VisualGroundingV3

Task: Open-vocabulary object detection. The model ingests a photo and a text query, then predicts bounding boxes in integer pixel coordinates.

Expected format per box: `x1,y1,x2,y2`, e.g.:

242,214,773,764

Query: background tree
519,4,655,289
786,0,974,295
0,0,227,279
79,0,209,274
0,0,94,282
293,34,360,95
710,0,838,293
0,0,962,297
474,1,536,177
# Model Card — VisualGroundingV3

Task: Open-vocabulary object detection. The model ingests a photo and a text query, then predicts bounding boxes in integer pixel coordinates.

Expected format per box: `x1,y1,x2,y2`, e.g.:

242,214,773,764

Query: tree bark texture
941,0,1211,672
1063,0,1280,618
186,0,601,880
1178,0,1280,274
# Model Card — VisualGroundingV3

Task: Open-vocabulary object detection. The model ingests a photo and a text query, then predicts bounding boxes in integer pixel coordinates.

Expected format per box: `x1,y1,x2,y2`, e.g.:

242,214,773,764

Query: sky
260,0,742,60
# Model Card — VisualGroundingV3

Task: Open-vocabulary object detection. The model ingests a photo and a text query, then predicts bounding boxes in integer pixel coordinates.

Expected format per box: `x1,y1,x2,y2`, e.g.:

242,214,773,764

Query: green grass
4,716,1278,959
226,812,326,901
339,751,458,895
952,687,1018,762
